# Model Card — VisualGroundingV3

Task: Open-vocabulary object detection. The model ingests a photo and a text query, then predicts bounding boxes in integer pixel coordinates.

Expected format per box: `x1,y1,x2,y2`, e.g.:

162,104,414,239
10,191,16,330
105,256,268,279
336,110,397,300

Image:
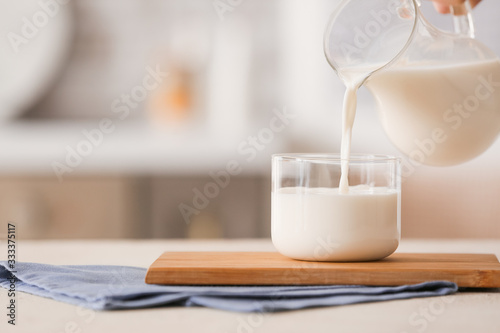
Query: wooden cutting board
145,252,500,288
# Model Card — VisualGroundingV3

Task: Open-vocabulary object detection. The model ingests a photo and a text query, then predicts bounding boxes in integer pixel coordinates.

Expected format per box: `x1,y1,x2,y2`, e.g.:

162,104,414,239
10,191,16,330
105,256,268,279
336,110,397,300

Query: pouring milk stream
326,0,500,191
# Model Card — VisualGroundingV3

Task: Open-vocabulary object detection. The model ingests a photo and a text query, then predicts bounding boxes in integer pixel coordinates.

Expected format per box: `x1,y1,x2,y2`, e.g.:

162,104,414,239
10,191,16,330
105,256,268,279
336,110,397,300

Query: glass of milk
272,154,401,262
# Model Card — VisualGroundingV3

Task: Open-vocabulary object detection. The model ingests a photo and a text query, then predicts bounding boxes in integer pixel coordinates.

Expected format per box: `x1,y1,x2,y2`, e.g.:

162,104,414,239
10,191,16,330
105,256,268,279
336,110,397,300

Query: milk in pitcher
365,59,500,165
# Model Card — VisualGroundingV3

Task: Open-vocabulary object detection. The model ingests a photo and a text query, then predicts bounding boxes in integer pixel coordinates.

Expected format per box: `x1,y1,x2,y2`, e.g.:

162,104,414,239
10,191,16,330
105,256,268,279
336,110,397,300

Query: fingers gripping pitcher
324,0,500,166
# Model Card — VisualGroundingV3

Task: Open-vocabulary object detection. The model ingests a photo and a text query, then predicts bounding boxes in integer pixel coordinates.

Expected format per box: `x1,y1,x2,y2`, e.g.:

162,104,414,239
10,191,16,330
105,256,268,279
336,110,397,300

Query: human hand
430,0,482,14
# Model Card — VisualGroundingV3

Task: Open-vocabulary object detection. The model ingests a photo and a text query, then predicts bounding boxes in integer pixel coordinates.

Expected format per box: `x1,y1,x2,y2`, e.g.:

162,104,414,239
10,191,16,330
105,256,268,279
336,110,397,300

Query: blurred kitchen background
0,0,499,240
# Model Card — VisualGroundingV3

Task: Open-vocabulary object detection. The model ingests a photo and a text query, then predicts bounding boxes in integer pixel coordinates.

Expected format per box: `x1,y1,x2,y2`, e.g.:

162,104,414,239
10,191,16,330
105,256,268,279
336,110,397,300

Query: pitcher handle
450,0,475,38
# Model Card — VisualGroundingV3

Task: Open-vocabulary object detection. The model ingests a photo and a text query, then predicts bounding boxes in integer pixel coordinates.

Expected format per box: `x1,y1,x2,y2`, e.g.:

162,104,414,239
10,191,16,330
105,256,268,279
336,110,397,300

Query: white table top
1,239,499,333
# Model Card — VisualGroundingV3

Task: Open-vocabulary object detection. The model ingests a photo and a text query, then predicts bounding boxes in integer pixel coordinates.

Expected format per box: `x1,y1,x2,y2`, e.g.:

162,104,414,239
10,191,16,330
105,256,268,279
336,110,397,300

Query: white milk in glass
272,186,399,262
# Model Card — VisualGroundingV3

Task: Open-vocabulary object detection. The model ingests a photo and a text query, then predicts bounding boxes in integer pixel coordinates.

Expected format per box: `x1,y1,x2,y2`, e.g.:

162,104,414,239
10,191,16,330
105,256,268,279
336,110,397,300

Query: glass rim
272,153,400,164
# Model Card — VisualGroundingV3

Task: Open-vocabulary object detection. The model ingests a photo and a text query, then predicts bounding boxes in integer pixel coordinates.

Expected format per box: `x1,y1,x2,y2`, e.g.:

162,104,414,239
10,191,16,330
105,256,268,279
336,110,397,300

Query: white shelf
2,117,498,178
0,120,287,177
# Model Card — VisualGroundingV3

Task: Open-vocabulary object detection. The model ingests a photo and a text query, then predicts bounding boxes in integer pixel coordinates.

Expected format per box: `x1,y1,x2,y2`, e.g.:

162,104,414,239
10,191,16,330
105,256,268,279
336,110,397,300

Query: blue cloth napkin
0,262,458,312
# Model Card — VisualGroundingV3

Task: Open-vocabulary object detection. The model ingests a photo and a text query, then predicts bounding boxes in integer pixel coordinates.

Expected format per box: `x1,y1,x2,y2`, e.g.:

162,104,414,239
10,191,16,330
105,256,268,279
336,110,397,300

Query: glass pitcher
324,0,500,166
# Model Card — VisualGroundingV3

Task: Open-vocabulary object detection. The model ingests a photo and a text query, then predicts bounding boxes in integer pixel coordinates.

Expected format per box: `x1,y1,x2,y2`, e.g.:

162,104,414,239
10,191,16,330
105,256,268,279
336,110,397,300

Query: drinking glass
272,154,401,262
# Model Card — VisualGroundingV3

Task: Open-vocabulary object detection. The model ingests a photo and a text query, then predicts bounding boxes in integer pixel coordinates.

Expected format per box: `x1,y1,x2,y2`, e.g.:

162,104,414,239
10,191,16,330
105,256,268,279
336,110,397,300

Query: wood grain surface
145,252,500,288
